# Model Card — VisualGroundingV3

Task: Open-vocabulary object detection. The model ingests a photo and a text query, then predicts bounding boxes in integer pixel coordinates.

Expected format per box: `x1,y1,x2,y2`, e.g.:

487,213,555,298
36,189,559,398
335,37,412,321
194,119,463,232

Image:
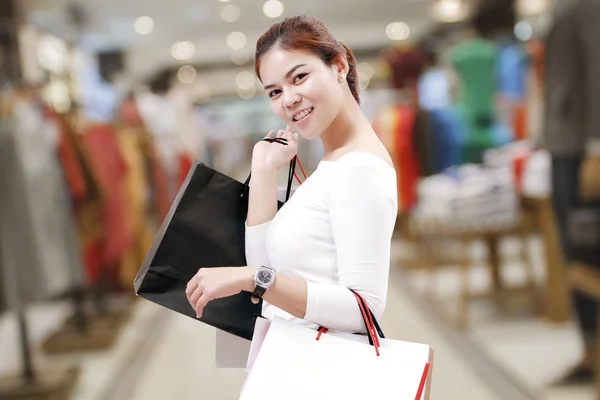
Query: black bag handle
242,137,298,203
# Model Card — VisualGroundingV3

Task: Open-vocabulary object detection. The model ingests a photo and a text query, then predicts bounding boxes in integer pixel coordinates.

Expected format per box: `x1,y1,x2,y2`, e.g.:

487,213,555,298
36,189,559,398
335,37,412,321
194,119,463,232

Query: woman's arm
242,160,398,332
245,129,299,267
240,268,308,319
246,163,278,227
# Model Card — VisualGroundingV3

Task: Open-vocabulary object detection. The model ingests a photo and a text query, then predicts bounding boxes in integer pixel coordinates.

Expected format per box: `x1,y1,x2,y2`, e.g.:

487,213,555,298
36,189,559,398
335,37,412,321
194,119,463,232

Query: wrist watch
252,266,275,300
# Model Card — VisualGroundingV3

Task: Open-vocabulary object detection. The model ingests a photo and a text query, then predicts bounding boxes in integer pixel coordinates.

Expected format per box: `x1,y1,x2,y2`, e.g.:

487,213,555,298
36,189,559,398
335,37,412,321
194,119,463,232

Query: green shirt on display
451,37,499,162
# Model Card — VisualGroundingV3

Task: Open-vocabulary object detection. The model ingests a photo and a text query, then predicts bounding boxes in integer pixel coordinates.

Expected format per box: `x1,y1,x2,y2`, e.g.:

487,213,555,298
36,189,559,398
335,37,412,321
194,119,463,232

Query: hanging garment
395,105,421,212
497,42,529,102
418,67,453,111
51,111,106,287
116,126,156,289
80,124,133,284
0,97,79,302
0,104,44,306
373,105,404,212
427,108,463,173
413,108,435,178
496,42,530,141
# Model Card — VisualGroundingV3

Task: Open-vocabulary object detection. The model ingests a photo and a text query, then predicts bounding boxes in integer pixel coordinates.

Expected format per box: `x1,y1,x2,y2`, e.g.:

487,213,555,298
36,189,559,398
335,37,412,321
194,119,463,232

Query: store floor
403,237,595,400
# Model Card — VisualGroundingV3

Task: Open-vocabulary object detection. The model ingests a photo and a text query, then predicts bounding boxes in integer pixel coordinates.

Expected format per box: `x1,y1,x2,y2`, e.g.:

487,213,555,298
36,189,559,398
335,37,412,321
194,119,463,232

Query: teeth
294,108,313,121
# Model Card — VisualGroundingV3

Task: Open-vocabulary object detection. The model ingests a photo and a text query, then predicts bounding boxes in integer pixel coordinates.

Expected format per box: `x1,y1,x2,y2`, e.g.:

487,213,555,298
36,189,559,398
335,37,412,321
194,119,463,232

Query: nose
283,89,301,108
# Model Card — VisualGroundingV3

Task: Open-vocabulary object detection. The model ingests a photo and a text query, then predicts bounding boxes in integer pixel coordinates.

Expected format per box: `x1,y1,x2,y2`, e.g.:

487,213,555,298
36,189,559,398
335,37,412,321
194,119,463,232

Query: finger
276,129,285,138
189,285,204,312
185,278,197,300
264,130,276,139
195,293,211,318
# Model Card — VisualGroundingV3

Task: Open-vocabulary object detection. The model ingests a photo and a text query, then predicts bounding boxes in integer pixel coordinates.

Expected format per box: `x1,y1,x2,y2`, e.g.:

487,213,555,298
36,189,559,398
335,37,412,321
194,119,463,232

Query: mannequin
450,24,499,163
543,0,600,385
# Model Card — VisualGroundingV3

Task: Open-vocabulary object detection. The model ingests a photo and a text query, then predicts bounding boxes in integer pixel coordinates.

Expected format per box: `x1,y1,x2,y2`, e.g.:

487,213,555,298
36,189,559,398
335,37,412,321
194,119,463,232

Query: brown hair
255,15,360,104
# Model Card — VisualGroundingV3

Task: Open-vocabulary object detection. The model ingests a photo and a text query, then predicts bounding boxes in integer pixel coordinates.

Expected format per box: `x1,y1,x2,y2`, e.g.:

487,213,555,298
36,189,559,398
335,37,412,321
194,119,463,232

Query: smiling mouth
293,107,314,122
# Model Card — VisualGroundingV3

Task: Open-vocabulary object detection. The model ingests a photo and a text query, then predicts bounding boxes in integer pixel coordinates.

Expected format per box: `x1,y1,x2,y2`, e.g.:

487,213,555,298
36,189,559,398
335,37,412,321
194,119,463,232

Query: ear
333,54,349,77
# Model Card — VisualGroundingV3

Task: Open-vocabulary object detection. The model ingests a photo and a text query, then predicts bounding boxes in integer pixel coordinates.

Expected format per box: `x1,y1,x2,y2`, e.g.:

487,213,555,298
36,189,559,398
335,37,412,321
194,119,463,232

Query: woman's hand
185,267,255,318
252,126,299,171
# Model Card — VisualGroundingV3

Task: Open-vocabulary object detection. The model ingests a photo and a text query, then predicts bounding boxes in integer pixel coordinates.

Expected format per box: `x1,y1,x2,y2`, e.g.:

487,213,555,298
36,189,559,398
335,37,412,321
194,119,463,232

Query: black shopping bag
134,154,298,341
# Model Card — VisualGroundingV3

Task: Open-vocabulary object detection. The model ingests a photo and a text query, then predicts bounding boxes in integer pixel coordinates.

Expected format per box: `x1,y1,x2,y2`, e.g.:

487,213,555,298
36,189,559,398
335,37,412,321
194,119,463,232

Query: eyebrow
263,64,307,90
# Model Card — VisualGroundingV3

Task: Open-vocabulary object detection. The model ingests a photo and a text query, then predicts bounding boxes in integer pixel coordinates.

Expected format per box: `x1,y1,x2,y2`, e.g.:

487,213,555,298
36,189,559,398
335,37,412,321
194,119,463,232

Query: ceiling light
134,16,154,35
431,0,469,23
177,65,197,84
230,49,250,65
219,0,231,2
514,21,533,41
171,41,195,60
516,0,549,15
263,0,284,18
221,5,240,23
236,71,256,90
386,22,410,41
227,32,247,51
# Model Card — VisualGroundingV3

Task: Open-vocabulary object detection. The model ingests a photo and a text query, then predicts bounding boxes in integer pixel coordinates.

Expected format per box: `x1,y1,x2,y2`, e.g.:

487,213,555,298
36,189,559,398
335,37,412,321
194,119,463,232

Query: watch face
257,268,274,286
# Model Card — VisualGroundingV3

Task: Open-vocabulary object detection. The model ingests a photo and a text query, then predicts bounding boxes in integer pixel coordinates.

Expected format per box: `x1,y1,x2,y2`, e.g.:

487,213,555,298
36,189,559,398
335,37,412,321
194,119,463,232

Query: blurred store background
1,0,599,399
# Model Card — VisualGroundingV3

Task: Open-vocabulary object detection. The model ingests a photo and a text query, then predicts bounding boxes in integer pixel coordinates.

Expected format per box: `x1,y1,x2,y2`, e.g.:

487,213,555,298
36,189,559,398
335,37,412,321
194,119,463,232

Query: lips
292,107,314,122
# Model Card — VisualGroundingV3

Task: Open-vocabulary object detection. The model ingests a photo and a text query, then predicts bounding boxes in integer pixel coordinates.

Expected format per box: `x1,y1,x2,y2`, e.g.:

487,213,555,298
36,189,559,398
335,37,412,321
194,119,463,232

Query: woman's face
258,47,345,140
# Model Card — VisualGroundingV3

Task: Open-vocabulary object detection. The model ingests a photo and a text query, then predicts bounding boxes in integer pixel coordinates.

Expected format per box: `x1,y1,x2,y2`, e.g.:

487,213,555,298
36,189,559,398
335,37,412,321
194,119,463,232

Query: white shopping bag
240,293,434,400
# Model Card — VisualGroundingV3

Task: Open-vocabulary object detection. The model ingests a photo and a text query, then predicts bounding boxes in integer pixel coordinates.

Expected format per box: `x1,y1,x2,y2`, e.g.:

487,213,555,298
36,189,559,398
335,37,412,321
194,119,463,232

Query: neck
319,94,373,157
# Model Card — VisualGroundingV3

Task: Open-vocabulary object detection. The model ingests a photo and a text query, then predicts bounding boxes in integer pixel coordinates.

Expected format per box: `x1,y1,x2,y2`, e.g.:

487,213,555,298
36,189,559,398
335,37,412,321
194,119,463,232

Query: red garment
394,105,420,212
83,239,104,284
80,124,133,267
44,109,89,201
178,152,194,187
513,102,527,141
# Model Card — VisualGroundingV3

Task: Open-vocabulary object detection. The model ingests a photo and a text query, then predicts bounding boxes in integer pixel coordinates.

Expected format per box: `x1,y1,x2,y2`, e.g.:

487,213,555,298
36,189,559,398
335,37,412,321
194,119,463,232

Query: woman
186,15,397,334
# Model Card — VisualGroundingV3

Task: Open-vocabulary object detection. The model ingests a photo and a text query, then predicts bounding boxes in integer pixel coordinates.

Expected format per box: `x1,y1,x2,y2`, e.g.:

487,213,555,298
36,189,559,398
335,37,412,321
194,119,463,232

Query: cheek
271,100,286,123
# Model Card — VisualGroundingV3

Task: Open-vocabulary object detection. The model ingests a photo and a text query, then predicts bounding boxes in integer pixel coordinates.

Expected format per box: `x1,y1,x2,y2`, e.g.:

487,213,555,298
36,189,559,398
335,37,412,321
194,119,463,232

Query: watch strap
252,285,267,298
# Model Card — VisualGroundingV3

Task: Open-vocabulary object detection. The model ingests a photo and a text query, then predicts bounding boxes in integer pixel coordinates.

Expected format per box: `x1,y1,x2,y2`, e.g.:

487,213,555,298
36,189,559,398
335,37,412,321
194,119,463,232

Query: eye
294,73,308,83
268,89,281,98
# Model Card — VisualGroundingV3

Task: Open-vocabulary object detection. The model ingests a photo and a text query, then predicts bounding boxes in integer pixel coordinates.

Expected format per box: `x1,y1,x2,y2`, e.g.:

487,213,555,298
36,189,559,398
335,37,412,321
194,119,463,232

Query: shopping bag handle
352,291,381,355
242,137,307,203
316,289,385,356
350,289,385,340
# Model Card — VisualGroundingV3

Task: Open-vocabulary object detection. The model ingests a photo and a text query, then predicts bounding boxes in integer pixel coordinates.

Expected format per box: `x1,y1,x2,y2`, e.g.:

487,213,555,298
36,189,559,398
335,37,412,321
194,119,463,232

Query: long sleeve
302,159,398,333
245,220,273,268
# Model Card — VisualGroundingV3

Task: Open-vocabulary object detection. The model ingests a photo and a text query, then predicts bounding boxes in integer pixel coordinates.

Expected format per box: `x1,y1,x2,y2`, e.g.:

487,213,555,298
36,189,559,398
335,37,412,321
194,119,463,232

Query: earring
340,73,347,81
